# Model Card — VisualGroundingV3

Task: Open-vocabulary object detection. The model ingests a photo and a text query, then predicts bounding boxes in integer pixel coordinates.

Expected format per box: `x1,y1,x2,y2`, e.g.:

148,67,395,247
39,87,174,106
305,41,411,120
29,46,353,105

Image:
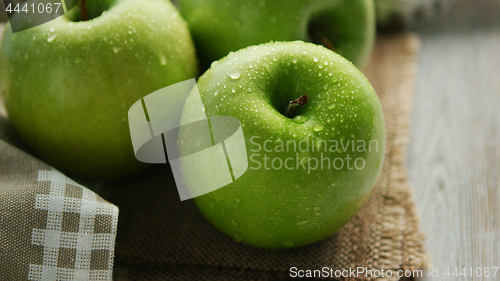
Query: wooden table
408,0,500,279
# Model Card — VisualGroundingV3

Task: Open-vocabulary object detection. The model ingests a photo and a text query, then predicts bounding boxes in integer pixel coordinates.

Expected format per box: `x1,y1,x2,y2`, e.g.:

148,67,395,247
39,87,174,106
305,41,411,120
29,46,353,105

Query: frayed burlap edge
373,34,430,281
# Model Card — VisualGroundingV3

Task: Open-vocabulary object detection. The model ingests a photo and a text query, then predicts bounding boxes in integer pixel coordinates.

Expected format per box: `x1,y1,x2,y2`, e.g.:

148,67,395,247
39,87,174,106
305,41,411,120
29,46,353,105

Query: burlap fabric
0,33,428,280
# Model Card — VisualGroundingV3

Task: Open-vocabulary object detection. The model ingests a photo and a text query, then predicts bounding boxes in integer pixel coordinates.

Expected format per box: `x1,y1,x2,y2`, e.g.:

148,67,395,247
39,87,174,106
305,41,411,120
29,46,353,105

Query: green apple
178,0,376,69
179,41,385,249
0,0,197,179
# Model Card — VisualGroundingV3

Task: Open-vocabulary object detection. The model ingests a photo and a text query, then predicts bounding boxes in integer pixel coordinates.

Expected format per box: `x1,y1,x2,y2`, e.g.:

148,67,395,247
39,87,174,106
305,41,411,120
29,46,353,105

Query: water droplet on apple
313,56,319,62
113,46,122,53
229,71,241,79
296,220,309,226
235,198,240,203
284,241,294,247
234,234,243,242
231,220,239,226
49,27,54,32
158,52,167,65
47,34,57,43
313,124,324,132
292,58,298,64
314,206,321,211
292,115,309,124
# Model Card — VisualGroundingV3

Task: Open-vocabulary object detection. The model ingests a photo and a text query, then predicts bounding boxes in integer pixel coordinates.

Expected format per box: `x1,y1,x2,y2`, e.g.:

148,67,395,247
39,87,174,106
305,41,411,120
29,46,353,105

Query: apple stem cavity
285,95,309,118
80,0,89,21
309,29,335,52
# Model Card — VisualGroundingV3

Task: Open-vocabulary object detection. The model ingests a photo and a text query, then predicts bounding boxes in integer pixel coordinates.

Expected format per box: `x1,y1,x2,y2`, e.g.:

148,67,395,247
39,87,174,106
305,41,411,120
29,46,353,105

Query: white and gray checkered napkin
0,129,119,281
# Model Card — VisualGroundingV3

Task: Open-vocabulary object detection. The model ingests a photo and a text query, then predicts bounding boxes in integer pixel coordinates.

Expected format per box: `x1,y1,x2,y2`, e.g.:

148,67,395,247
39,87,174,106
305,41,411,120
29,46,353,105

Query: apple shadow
99,164,348,276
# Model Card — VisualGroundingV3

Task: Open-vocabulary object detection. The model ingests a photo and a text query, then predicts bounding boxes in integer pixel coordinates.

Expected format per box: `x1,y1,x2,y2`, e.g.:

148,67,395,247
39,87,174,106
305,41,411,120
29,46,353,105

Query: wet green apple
178,0,376,69
0,0,197,179
179,41,385,249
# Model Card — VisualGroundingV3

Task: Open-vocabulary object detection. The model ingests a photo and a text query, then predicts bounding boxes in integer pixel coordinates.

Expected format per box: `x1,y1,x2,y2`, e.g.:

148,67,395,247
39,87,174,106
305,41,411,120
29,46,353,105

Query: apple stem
320,35,334,52
285,95,309,117
310,29,334,52
80,0,89,21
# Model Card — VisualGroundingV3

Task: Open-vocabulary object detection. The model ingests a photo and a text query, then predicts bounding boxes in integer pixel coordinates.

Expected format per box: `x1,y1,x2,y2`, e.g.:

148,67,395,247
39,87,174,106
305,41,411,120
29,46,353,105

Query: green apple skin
178,0,375,69
0,0,197,179
179,41,385,249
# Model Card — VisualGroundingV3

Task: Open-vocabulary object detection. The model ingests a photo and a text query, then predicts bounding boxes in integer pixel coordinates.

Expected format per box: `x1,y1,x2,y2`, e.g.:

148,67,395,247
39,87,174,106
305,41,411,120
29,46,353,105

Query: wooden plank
409,0,500,279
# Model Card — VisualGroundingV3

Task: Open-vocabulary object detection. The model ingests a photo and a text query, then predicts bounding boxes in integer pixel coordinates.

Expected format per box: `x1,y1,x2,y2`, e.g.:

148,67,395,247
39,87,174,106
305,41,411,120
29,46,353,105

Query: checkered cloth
0,118,119,281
